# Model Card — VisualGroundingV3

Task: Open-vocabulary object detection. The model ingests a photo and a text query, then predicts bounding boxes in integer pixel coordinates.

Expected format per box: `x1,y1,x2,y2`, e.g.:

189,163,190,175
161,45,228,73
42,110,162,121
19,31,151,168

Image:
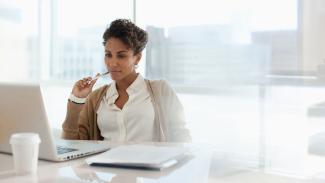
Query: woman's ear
135,53,142,65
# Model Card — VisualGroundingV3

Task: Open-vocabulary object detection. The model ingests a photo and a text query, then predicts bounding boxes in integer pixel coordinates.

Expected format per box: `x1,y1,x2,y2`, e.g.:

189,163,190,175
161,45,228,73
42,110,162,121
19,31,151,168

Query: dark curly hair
102,19,148,55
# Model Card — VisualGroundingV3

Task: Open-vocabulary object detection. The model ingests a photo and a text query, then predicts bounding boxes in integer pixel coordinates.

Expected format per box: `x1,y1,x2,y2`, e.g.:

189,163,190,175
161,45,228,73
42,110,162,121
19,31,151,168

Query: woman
62,19,191,142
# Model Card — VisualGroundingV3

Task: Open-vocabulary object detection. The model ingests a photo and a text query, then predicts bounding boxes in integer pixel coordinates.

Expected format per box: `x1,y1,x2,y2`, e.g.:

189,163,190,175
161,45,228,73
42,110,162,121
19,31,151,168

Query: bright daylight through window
2,0,325,177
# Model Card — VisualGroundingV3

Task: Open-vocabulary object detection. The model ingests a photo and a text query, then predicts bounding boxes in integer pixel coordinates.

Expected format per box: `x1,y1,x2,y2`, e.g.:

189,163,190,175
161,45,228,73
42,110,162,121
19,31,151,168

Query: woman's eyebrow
117,50,128,54
104,50,128,53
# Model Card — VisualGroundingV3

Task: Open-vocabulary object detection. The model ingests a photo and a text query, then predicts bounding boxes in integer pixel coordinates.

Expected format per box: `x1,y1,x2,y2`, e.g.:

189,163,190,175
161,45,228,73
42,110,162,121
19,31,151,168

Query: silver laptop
0,82,110,161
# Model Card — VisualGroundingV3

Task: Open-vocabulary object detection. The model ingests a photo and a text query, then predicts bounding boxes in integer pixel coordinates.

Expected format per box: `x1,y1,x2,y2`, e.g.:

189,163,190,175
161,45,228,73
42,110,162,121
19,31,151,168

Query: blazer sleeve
159,80,192,142
61,100,92,140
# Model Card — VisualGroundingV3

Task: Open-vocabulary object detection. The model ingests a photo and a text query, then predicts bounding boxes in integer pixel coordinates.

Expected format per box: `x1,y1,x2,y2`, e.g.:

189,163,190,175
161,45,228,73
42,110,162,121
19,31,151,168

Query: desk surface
1,142,325,183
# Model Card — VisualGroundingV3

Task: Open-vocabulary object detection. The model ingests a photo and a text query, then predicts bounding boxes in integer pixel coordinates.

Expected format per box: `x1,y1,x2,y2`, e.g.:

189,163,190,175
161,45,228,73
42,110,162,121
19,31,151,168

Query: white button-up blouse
96,74,156,142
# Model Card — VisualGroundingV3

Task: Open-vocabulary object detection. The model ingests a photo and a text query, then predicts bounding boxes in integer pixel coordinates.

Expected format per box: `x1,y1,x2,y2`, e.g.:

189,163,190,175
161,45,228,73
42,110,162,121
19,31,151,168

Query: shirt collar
105,80,118,103
105,73,145,101
126,74,145,95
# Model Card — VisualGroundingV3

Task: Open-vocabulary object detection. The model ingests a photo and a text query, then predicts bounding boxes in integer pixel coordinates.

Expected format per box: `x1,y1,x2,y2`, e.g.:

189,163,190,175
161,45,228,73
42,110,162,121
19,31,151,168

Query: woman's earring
134,64,139,69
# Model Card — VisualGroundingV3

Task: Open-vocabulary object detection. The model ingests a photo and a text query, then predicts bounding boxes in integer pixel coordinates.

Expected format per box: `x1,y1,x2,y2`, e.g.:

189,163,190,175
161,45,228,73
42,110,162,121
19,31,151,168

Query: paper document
85,144,189,170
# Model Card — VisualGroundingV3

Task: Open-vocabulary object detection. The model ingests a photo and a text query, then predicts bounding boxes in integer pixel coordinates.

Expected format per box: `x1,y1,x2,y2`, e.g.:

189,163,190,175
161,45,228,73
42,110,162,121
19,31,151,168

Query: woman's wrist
68,94,86,104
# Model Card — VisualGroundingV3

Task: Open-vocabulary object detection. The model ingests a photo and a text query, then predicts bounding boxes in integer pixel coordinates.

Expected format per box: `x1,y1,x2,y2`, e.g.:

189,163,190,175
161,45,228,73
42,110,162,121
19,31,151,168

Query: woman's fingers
72,76,94,98
89,73,100,86
79,77,91,88
75,77,88,89
89,79,97,87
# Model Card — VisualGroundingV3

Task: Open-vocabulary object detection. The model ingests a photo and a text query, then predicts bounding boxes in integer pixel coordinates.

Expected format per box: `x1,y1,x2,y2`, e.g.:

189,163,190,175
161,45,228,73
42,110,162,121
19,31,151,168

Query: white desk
0,142,325,183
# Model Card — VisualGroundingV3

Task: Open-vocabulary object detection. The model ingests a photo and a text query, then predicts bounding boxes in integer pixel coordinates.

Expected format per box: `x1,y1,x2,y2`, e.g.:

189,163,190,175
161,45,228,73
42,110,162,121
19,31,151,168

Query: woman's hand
71,74,99,98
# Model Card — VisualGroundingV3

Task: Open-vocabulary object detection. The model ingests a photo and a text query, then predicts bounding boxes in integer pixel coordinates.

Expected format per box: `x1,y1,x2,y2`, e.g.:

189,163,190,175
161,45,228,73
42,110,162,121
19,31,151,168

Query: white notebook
85,144,189,170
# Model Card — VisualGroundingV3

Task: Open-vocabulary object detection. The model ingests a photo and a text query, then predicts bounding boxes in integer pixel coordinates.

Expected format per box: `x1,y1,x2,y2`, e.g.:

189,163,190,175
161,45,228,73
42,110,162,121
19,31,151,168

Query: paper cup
10,133,41,175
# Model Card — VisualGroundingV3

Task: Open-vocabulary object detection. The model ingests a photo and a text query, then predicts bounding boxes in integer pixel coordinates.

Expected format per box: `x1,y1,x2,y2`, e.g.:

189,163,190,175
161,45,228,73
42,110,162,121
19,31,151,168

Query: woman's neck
116,72,138,91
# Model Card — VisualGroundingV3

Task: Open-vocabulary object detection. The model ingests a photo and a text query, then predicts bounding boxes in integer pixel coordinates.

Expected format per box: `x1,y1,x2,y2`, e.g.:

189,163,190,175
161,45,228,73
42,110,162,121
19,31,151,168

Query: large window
138,0,298,87
50,0,133,81
138,0,297,151
0,0,39,81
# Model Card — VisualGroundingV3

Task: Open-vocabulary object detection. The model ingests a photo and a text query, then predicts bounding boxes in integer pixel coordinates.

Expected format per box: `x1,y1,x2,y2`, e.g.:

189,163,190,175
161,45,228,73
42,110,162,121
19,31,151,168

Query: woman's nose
108,58,118,67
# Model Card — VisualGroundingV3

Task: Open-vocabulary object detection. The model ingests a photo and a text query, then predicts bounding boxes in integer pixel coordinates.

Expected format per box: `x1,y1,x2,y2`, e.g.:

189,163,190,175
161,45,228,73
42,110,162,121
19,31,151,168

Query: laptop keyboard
56,146,78,154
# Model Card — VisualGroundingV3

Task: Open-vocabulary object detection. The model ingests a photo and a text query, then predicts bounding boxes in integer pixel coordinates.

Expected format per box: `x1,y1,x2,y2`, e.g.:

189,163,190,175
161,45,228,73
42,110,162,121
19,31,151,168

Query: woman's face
104,37,141,81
